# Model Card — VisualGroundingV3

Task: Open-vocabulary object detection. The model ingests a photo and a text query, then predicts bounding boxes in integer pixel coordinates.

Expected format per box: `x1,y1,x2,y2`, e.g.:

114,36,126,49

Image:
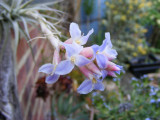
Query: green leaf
19,0,33,9
33,0,63,6
71,102,84,113
40,14,60,21
23,6,65,15
24,17,38,24
17,0,24,7
11,0,18,9
0,1,10,11
58,94,64,114
20,16,30,39
0,21,9,63
64,95,72,115
11,21,19,55
73,114,89,120
51,95,57,118
44,20,61,35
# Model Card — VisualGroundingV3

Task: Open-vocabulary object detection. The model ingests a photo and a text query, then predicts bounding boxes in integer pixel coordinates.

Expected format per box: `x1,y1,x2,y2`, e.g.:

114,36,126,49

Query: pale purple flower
38,63,60,84
69,22,94,45
103,102,110,109
115,65,123,74
150,86,159,96
101,64,122,79
140,74,148,79
131,77,138,81
92,92,97,97
150,99,156,103
113,78,119,82
92,32,117,69
101,70,108,79
38,44,91,83
106,64,123,78
55,42,91,75
77,74,105,94
145,118,151,120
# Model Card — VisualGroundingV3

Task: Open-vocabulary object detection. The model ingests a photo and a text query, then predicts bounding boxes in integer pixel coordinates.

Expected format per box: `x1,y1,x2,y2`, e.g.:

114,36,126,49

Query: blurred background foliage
91,75,160,120
101,0,151,68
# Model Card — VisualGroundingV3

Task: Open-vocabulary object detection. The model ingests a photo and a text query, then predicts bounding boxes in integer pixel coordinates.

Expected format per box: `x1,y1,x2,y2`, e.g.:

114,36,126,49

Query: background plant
100,0,152,68
143,0,160,49
51,93,89,120
91,75,160,120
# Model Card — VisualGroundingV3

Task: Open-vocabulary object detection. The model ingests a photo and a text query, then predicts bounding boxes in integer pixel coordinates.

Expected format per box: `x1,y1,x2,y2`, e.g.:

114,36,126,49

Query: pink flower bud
79,66,93,79
108,71,117,77
86,62,102,75
80,47,94,59
106,61,120,71
53,49,61,65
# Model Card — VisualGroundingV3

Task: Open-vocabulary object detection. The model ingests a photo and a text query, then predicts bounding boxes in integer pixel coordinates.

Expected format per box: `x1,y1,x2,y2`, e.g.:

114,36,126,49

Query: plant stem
90,107,94,120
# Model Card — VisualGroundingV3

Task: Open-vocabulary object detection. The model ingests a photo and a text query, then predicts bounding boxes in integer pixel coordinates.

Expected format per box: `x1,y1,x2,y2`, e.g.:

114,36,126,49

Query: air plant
0,0,64,62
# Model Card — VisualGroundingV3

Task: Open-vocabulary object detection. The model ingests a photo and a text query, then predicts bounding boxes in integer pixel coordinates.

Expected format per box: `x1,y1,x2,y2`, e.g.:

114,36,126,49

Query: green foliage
83,0,94,16
91,76,160,120
149,47,160,54
142,0,160,48
143,0,160,27
51,93,89,120
99,0,152,68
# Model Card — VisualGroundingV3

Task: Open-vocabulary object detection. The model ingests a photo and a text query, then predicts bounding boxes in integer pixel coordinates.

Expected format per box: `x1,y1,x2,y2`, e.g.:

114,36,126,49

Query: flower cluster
150,86,160,104
38,22,122,94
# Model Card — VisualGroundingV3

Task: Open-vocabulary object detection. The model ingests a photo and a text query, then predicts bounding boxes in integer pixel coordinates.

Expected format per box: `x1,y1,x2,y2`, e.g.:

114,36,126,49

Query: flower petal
115,70,120,75
94,81,105,91
55,60,74,75
104,49,118,60
91,44,99,53
62,42,83,57
99,39,108,52
75,55,91,67
80,28,94,45
117,65,123,70
101,70,108,79
99,33,112,52
70,22,81,38
96,54,108,69
77,79,93,94
45,74,60,84
38,63,54,74
108,71,117,77
105,32,112,48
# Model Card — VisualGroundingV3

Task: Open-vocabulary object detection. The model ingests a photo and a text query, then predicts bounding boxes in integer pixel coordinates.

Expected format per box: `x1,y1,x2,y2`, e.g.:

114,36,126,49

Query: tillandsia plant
0,0,63,119
0,0,64,62
102,0,151,66
38,22,123,94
